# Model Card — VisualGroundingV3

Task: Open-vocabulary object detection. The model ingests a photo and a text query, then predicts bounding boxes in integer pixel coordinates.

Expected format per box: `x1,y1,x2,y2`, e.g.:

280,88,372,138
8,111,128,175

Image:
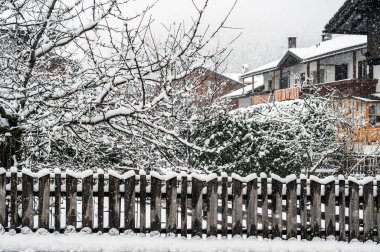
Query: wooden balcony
251,92,271,105
273,87,300,102
302,79,378,97
347,127,380,145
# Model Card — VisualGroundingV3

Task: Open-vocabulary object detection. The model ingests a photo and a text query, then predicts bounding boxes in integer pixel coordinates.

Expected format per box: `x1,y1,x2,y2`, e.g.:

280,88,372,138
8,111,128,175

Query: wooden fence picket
0,169,5,227
38,172,50,229
349,178,359,241
180,174,187,237
246,175,257,237
97,171,105,231
324,178,335,237
232,176,242,236
310,177,321,239
10,169,17,229
339,176,346,241
221,174,228,237
54,172,61,230
271,175,283,238
261,175,269,238
82,172,93,228
377,179,380,243
206,176,217,237
22,171,34,228
166,175,177,235
363,179,374,241
300,176,307,240
139,172,147,233
109,173,120,229
124,172,135,231
191,175,203,237
66,173,77,227
286,176,297,239
150,174,161,232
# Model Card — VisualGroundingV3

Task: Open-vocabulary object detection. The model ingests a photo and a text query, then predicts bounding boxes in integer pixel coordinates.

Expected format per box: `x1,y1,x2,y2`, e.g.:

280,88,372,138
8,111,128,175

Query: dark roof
324,0,372,35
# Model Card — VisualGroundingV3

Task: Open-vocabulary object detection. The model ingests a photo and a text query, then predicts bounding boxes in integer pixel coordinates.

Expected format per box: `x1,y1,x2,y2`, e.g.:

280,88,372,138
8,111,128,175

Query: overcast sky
140,0,347,72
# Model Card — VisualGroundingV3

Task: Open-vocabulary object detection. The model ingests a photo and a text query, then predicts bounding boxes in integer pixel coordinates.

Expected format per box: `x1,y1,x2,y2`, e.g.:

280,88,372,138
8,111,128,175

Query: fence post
124,171,136,232
324,177,336,238
246,174,258,238
206,174,217,237
10,167,18,229
82,171,93,229
261,173,269,238
339,175,346,241
166,174,177,235
271,175,283,239
38,170,50,230
377,179,380,243
363,178,374,241
139,170,147,234
97,170,105,232
191,174,203,237
221,173,228,237
109,171,120,230
286,175,297,239
181,173,188,237
54,169,61,231
348,177,359,241
22,169,34,228
300,175,307,240
232,174,243,237
310,176,321,239
150,173,161,233
0,168,5,227
66,171,78,227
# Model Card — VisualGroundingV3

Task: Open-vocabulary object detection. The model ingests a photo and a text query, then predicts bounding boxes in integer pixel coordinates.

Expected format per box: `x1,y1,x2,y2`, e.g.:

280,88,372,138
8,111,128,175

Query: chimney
242,64,249,73
322,33,332,42
288,37,297,49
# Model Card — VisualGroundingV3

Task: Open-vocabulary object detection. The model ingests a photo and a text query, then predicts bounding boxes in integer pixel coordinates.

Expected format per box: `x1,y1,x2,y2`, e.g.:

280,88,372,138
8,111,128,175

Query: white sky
132,0,347,72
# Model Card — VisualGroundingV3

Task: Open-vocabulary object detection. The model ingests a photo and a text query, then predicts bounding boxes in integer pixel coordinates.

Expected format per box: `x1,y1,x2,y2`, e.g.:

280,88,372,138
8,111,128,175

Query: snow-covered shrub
192,98,345,176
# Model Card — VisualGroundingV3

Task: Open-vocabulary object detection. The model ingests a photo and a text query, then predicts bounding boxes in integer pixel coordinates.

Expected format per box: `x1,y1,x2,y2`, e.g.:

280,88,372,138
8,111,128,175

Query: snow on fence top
0,169,380,243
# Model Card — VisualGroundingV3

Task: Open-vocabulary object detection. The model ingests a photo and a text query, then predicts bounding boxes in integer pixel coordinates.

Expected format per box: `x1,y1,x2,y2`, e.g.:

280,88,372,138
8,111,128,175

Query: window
358,60,368,79
268,80,272,90
369,103,380,127
312,69,325,84
335,64,348,81
279,71,290,89
300,73,306,85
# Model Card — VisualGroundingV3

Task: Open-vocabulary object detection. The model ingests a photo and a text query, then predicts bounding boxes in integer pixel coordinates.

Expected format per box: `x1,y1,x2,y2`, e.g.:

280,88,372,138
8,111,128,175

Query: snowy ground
0,232,379,252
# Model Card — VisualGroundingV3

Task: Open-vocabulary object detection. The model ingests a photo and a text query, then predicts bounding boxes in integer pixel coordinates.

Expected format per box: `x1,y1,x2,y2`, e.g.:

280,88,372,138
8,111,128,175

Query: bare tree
0,0,236,171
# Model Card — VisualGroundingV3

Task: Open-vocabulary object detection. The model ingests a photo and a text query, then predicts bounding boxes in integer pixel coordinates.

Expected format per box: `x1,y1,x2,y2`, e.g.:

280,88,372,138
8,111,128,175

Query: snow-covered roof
222,75,264,99
241,35,367,78
222,73,242,83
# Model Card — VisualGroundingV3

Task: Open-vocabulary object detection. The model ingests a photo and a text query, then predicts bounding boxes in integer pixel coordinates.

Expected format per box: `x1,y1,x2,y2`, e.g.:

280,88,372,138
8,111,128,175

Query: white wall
238,97,251,108
374,65,380,92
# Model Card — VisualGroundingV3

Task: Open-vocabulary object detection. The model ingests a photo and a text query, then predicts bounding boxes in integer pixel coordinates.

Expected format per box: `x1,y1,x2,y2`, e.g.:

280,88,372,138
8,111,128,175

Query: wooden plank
54,173,61,231
10,170,18,229
271,176,283,238
261,175,269,238
246,177,258,237
206,177,217,237
286,177,297,239
363,180,374,241
349,180,359,241
324,179,335,238
377,180,380,243
82,173,93,228
22,172,34,228
310,178,321,238
98,172,104,232
339,177,346,241
232,177,242,236
109,174,120,229
150,176,161,232
66,174,77,227
124,174,135,231
0,171,5,227
180,174,187,237
166,176,177,235
221,175,228,237
300,176,308,240
191,176,203,237
38,174,50,229
139,172,147,234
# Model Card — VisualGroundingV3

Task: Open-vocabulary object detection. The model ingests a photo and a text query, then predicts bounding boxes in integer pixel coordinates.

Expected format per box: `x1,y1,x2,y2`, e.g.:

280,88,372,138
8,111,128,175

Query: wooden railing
348,127,380,144
251,92,271,105
273,87,300,102
1,169,380,242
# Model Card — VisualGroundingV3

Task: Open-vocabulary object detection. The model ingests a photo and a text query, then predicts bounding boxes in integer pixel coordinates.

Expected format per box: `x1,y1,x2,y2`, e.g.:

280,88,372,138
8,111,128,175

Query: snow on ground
0,232,379,252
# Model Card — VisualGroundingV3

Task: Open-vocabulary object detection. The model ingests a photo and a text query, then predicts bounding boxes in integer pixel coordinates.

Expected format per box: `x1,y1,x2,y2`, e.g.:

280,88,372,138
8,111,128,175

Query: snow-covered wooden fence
0,168,380,242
